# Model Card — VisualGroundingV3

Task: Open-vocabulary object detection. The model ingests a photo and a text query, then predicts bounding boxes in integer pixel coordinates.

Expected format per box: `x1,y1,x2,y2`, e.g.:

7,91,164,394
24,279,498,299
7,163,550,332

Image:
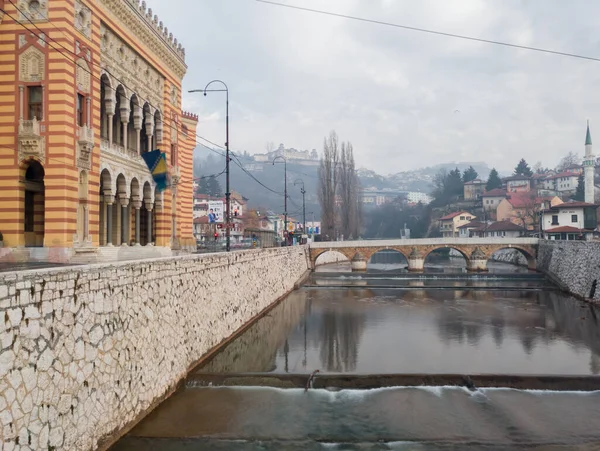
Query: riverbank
0,247,310,451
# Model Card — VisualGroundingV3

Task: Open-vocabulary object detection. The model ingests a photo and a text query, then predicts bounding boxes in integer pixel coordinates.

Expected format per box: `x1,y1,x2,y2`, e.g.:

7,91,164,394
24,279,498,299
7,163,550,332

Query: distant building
542,171,580,195
463,179,486,200
481,189,507,220
439,211,476,238
473,221,526,238
458,220,486,238
253,144,319,166
541,201,599,240
360,188,407,206
504,175,532,193
496,193,562,230
406,191,433,204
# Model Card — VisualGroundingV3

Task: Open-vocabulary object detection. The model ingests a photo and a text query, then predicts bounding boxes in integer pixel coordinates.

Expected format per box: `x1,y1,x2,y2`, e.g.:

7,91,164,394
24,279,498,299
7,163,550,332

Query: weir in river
112,256,600,450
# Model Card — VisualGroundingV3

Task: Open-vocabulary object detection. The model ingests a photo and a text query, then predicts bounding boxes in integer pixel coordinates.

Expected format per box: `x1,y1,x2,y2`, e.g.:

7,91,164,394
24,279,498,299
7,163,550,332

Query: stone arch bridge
309,238,539,272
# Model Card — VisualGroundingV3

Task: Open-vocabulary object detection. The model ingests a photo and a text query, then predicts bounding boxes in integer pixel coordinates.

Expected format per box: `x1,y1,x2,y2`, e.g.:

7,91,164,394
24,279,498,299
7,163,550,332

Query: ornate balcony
76,125,94,170
18,118,45,164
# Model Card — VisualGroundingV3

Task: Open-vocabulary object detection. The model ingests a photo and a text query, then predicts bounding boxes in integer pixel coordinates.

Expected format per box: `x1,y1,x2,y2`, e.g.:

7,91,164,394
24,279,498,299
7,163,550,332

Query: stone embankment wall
538,240,600,303
488,249,528,267
0,247,309,450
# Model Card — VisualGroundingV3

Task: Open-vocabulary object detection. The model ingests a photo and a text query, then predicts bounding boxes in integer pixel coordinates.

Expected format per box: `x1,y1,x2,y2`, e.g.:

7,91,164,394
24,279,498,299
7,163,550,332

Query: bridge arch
314,249,352,268
424,246,469,261
488,246,536,270
368,248,408,268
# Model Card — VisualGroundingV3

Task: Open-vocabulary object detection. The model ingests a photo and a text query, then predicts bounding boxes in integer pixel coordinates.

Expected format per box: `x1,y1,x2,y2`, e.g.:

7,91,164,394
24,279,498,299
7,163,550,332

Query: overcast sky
149,0,600,175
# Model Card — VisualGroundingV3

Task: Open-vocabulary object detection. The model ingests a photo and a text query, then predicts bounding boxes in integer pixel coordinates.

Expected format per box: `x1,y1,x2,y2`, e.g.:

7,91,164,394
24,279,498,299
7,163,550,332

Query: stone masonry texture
0,246,310,450
538,240,600,303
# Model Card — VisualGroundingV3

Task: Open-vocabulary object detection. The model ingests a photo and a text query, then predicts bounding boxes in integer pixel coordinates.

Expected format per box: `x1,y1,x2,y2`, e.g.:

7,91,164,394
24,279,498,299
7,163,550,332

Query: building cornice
99,0,187,79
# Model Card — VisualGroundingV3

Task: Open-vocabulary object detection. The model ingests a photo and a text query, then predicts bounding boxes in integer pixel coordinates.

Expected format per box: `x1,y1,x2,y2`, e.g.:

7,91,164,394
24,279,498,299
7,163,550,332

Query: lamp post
294,179,306,236
273,155,287,245
189,80,231,252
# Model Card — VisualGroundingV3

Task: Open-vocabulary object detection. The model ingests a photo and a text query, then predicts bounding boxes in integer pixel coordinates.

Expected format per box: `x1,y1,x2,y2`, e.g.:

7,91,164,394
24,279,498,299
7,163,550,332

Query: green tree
514,159,533,177
447,168,464,196
573,174,585,201
462,166,479,183
196,175,223,197
486,168,502,191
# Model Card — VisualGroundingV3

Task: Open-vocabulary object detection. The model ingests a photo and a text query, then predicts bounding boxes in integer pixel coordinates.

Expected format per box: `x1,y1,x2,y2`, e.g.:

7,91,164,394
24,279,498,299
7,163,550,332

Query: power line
4,3,285,197
255,0,600,63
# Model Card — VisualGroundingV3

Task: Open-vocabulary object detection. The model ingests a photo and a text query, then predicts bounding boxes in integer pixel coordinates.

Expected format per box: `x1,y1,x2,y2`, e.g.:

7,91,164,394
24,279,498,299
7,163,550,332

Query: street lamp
294,179,306,236
189,80,231,252
273,155,287,245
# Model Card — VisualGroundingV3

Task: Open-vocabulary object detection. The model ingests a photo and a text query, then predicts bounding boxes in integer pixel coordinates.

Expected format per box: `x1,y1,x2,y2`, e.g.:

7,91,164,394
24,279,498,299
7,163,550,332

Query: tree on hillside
431,168,463,206
573,174,585,201
338,141,361,239
318,131,340,240
533,161,547,174
462,166,479,183
196,175,223,197
557,151,581,171
514,159,533,177
486,168,502,191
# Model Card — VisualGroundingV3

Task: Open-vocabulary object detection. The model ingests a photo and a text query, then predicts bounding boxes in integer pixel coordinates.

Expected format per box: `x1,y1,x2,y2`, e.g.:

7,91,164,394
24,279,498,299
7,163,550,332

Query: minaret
584,121,595,203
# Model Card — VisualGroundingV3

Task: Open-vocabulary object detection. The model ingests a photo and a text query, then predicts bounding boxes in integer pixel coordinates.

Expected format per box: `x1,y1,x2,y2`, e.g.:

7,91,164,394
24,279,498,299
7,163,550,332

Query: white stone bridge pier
309,238,539,272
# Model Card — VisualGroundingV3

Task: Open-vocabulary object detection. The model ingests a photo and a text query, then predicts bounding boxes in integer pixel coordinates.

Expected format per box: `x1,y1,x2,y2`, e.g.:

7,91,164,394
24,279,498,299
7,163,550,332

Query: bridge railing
309,237,539,248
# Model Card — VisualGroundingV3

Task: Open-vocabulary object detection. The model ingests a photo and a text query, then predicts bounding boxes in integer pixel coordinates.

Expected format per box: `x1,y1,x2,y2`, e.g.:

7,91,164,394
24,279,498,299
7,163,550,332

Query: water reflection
197,287,600,376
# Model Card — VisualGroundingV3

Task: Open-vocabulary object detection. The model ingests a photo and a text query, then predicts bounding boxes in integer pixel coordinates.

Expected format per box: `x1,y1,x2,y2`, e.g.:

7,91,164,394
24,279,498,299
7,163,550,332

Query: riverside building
0,0,198,262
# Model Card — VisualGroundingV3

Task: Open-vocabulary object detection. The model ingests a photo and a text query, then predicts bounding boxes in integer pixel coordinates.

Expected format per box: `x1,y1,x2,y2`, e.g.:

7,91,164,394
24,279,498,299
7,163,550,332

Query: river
112,259,600,450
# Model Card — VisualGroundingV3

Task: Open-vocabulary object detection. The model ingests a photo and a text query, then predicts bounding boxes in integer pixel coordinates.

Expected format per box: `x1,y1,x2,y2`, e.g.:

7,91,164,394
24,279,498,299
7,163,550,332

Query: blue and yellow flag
142,150,169,192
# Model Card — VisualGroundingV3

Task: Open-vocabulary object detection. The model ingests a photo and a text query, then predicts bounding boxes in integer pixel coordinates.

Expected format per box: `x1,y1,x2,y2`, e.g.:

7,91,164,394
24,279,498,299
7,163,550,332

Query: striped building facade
0,0,197,262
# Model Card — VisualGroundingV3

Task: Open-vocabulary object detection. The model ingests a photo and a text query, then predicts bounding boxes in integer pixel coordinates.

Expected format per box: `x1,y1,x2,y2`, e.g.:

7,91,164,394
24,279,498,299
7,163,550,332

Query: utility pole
189,80,231,251
273,156,287,245
294,179,306,237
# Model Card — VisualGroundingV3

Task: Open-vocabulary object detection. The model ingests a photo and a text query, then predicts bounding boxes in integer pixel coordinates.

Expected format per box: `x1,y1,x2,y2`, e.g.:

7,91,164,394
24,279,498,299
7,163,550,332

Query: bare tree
556,152,581,171
338,142,361,239
514,192,541,232
318,131,339,240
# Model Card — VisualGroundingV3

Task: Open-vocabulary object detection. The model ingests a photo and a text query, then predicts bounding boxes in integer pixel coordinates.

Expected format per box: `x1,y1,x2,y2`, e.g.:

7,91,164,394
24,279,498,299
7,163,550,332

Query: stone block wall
0,247,309,450
538,240,600,303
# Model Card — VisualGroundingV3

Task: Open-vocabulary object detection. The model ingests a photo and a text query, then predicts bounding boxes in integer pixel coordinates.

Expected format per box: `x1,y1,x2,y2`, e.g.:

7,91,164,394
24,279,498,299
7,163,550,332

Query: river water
112,259,600,450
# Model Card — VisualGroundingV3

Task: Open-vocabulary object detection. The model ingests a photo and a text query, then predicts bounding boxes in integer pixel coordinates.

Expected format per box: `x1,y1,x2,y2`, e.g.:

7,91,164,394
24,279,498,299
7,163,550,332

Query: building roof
545,226,590,233
504,175,531,182
481,188,507,197
464,179,484,185
457,220,486,229
548,201,599,209
586,121,592,146
546,171,580,180
505,193,557,208
484,221,526,232
439,211,473,220
193,217,210,224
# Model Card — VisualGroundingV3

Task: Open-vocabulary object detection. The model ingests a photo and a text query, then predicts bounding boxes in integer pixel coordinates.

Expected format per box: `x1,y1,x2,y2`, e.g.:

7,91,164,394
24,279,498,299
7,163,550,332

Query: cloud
149,0,600,174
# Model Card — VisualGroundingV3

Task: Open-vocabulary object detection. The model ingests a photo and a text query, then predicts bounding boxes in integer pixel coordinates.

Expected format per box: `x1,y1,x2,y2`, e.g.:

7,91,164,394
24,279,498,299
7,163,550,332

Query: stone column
145,112,154,152
133,106,143,155
120,106,130,150
86,97,91,127
133,199,142,245
145,201,153,246
105,97,115,143
107,113,114,143
351,252,367,272
83,205,89,243
119,197,129,245
104,194,114,246
19,86,24,120
467,247,488,272
407,247,424,272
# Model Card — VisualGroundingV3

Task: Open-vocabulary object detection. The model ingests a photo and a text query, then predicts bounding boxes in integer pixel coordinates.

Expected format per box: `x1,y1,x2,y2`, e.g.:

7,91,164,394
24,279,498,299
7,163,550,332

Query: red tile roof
439,211,473,220
457,220,486,229
505,193,557,208
545,226,589,233
546,171,580,180
482,188,507,197
485,221,525,232
552,201,598,208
